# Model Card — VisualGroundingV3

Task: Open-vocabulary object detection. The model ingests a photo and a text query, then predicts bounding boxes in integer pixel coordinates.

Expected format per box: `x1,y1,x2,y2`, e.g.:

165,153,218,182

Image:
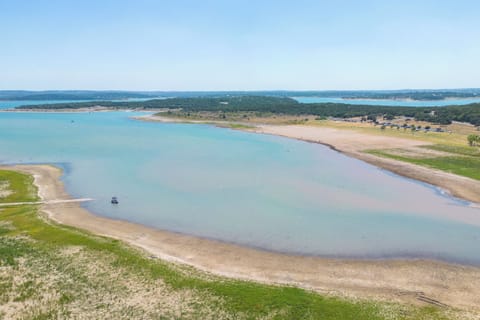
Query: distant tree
467,134,480,146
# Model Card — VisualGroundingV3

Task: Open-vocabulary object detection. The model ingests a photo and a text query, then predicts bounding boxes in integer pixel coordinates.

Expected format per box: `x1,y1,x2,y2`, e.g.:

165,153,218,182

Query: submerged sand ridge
143,115,480,205
5,164,480,313
253,124,480,205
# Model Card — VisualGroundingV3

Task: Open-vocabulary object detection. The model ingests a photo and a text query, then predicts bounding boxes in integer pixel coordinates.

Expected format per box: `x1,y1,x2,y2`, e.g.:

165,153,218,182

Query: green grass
0,169,38,203
0,169,455,319
367,145,480,181
1,205,386,319
218,123,256,130
422,144,480,157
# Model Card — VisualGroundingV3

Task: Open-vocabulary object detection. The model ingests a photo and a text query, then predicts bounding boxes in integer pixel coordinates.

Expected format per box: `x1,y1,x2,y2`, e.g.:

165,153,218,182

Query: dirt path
0,198,93,207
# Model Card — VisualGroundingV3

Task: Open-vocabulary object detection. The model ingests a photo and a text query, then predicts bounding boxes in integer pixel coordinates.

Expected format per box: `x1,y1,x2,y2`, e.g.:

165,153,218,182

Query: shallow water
0,111,479,264
292,96,480,107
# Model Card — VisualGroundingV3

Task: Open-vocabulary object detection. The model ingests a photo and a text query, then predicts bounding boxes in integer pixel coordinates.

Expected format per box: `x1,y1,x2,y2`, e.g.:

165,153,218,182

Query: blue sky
1,0,479,90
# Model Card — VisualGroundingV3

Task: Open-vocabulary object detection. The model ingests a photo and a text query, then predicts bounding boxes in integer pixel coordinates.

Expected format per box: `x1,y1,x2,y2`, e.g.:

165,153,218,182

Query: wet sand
4,164,480,313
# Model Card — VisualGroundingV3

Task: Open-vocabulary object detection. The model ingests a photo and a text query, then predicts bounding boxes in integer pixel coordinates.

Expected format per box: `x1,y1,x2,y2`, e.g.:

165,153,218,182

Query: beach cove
0,111,479,262
4,164,480,313
1,111,480,311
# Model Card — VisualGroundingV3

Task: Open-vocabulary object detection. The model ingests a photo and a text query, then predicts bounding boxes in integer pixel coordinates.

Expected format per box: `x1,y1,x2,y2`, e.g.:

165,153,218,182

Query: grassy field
155,110,317,125
157,111,479,147
367,150,480,180
311,119,477,146
366,145,480,181
0,169,460,319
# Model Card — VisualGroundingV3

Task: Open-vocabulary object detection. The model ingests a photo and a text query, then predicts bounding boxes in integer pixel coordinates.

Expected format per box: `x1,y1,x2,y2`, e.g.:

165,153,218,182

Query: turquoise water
293,96,480,106
1,111,479,264
0,100,92,109
0,98,162,110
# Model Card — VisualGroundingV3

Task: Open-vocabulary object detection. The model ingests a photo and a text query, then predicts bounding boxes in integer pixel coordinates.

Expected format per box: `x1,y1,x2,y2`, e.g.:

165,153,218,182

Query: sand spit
142,115,480,205
252,124,480,205
3,164,480,313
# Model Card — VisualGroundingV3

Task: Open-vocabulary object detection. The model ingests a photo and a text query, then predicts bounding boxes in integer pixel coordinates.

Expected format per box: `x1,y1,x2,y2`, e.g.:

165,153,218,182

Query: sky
0,0,479,91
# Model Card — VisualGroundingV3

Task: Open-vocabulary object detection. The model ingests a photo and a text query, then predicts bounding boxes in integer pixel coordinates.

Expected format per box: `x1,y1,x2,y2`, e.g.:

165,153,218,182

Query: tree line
17,96,480,126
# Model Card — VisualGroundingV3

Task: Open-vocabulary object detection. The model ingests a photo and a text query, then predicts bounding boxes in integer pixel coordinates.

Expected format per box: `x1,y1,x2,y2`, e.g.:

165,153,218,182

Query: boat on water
111,196,119,204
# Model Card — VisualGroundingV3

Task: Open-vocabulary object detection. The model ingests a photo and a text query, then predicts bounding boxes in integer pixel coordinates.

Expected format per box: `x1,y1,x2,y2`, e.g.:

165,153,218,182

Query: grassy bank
367,145,480,181
306,119,480,181
0,169,457,319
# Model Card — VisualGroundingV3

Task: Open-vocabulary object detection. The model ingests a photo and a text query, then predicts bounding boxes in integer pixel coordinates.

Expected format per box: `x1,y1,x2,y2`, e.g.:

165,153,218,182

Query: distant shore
5,164,480,312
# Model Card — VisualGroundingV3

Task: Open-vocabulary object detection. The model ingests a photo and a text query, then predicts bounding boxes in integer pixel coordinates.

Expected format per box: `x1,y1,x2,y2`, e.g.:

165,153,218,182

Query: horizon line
2,87,480,92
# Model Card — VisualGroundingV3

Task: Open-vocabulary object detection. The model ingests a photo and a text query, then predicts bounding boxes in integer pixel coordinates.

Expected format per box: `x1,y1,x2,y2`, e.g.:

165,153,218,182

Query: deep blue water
0,111,479,264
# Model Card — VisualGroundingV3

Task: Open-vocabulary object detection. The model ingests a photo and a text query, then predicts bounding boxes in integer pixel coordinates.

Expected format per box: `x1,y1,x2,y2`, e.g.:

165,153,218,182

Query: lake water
1,111,479,264
0,98,163,110
0,100,93,109
292,96,480,107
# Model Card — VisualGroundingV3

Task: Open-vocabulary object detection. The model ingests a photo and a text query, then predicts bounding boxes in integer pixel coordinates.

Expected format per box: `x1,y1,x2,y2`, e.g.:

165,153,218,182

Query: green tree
467,134,480,146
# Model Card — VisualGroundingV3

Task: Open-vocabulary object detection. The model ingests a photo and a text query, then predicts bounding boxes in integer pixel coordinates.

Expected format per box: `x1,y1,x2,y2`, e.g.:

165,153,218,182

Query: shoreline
5,164,480,312
251,124,480,205
6,110,478,206
140,114,480,205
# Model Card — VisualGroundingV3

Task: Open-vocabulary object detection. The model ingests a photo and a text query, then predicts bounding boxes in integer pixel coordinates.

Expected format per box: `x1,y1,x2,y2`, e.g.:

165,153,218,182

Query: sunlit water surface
0,111,479,264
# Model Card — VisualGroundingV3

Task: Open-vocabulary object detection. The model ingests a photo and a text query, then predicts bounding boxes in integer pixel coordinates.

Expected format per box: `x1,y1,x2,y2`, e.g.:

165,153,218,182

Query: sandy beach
4,164,480,314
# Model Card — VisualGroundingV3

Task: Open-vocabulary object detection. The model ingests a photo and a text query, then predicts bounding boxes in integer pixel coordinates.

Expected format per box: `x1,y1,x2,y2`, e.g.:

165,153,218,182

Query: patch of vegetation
467,134,480,146
220,123,256,130
0,170,38,203
0,170,460,319
367,148,480,180
423,144,480,157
